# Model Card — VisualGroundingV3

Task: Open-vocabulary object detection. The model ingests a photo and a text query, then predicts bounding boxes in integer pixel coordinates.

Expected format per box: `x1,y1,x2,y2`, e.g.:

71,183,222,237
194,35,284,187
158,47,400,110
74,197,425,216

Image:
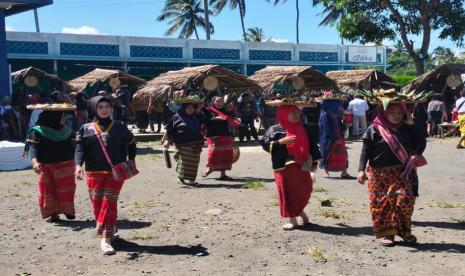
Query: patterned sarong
459,114,465,147
38,160,76,219
206,136,235,171
174,143,203,181
325,137,348,172
274,163,313,218
86,172,124,238
367,165,415,238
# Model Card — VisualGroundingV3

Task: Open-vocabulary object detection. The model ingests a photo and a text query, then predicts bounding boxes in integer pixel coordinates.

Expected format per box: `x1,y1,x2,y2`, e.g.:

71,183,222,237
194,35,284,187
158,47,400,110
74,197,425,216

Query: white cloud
267,38,289,43
61,26,100,35
6,25,15,31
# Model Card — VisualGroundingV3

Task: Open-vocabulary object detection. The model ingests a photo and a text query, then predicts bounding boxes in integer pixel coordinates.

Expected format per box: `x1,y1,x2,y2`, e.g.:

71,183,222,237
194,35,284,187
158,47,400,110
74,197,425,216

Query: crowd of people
9,85,465,256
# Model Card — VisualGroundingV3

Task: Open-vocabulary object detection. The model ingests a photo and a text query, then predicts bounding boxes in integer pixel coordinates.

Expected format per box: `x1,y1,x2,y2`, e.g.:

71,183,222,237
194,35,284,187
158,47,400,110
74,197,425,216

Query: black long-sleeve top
203,108,233,138
75,120,137,172
358,124,426,172
262,124,322,170
27,131,75,164
165,113,204,145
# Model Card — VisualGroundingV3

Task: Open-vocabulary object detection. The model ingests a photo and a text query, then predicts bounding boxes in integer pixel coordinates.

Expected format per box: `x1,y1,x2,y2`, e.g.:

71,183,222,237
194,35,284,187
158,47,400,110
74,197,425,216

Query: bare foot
300,212,310,225
380,236,395,247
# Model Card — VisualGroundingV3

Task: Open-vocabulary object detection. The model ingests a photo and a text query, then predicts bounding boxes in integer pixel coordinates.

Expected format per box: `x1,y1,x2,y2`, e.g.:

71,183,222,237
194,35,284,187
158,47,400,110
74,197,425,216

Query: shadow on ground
56,219,152,232
112,239,209,256
137,147,163,155
299,222,372,237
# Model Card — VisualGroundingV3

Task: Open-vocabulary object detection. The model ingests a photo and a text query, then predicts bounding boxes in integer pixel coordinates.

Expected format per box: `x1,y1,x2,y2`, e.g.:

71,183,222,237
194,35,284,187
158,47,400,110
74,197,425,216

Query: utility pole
33,9,40,32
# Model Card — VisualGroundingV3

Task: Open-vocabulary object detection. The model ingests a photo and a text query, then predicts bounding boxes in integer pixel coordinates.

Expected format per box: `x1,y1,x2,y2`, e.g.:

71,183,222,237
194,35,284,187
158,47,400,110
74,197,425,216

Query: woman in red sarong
75,96,137,255
262,104,321,230
25,107,76,223
202,96,239,180
318,98,351,178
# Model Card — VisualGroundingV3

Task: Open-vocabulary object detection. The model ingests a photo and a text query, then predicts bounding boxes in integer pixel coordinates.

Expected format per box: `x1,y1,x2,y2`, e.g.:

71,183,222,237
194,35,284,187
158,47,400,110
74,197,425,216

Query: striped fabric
38,160,76,219
174,143,203,181
86,172,124,238
325,137,349,172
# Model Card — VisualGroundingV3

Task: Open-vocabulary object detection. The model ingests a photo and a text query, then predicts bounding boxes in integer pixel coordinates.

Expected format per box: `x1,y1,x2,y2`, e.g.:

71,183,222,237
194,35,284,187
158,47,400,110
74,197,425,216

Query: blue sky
5,0,462,51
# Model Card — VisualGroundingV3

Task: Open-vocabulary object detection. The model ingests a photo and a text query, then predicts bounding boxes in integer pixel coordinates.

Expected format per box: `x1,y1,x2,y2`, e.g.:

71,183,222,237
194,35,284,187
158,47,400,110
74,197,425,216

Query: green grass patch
20,180,34,186
130,231,154,241
308,247,336,261
320,210,346,220
428,202,465,209
7,191,23,198
320,198,334,207
242,180,266,190
264,196,279,208
313,187,329,193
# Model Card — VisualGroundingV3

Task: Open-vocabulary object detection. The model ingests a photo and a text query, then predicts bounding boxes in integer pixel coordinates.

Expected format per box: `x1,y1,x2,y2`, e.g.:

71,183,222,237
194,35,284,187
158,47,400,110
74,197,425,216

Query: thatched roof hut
11,67,72,94
69,69,146,96
402,64,465,94
248,66,338,98
135,65,260,101
326,69,397,95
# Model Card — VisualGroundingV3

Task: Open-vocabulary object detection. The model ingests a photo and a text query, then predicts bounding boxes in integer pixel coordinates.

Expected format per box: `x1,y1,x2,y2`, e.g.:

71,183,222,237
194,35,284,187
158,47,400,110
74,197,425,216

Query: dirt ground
0,138,464,276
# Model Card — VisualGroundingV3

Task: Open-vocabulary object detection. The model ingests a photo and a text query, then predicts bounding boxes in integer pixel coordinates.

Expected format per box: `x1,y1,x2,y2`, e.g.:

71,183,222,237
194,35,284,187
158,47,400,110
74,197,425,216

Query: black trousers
239,120,258,141
148,112,162,132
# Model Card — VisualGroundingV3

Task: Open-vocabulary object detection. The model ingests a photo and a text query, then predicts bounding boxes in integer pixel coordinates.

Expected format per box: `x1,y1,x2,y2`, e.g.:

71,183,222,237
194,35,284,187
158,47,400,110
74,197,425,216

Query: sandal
202,170,212,178
176,177,185,185
219,175,233,181
300,212,311,225
401,234,417,244
380,236,395,247
101,239,116,256
283,218,298,231
45,215,61,223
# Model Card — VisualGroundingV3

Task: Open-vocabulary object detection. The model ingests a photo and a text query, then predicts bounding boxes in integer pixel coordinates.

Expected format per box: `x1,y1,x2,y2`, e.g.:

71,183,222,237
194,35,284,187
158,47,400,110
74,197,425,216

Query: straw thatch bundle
248,66,338,98
12,67,72,92
402,64,465,94
136,65,259,100
69,68,146,92
326,69,397,94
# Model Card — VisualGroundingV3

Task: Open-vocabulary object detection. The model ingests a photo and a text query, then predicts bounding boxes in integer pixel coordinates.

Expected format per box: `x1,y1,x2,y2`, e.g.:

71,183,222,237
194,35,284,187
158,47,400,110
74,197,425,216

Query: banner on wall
348,46,377,63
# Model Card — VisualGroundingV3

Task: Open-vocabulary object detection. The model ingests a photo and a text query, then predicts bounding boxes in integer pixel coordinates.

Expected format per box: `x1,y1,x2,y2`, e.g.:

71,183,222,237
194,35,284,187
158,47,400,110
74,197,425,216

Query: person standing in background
237,93,259,143
427,95,447,138
455,89,465,148
348,95,369,137
147,96,164,133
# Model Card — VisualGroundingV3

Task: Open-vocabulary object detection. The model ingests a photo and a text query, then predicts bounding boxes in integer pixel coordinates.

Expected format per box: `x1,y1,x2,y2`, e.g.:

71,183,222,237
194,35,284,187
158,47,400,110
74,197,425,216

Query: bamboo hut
135,65,260,104
11,67,72,95
326,69,397,95
402,64,465,94
248,66,338,99
69,68,146,97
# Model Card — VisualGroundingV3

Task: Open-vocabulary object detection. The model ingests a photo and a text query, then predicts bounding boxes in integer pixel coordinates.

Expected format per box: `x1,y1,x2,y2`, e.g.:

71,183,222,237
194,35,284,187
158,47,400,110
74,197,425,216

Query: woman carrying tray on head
262,101,321,230
357,101,427,247
318,93,352,178
75,96,137,255
202,96,239,180
164,97,205,186
24,104,77,223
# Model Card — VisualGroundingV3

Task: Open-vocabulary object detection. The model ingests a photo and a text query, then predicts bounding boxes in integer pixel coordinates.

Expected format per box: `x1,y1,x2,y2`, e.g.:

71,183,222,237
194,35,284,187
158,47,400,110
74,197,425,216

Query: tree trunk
194,27,200,40
239,2,247,41
296,0,300,44
414,58,425,76
204,0,211,40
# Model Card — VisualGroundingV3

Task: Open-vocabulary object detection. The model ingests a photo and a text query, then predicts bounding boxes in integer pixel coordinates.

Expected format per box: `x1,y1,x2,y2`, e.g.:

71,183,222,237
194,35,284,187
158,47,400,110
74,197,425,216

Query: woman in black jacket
75,96,137,255
164,101,204,186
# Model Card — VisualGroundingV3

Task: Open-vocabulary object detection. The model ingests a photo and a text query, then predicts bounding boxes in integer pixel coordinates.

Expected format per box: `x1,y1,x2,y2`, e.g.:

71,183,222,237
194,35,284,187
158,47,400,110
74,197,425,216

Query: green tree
203,0,212,39
266,0,304,43
210,0,247,41
315,0,465,76
246,27,265,42
157,0,213,39
312,0,345,44
431,47,456,66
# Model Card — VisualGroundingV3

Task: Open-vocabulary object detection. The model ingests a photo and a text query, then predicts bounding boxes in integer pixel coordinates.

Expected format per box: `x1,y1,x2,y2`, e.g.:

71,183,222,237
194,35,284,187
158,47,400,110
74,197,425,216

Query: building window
249,50,292,61
130,45,183,59
193,48,240,60
60,43,119,57
7,41,48,55
299,51,338,62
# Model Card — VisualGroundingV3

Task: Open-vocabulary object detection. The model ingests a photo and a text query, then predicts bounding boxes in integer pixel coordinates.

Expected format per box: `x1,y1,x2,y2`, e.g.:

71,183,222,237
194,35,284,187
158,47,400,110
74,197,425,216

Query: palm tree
203,0,211,39
157,0,213,39
210,0,247,41
266,0,302,43
312,0,345,44
246,27,265,42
